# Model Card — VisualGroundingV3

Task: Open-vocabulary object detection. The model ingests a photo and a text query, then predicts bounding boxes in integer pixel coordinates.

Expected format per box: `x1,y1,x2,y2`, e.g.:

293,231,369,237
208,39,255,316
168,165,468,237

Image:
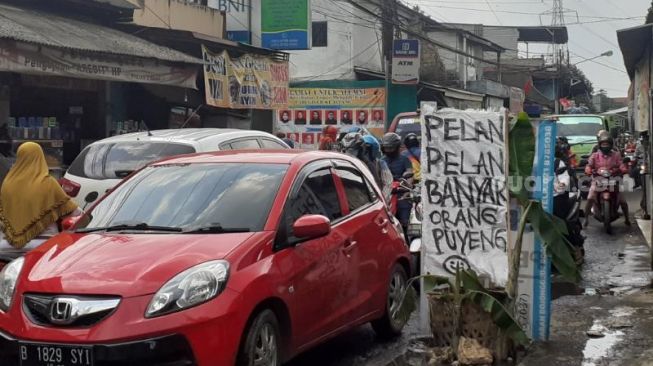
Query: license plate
19,343,93,366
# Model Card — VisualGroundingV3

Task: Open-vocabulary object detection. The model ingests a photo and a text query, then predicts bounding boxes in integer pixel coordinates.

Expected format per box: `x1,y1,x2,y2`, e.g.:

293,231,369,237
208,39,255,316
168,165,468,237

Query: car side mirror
61,216,81,231
293,215,331,241
579,159,588,168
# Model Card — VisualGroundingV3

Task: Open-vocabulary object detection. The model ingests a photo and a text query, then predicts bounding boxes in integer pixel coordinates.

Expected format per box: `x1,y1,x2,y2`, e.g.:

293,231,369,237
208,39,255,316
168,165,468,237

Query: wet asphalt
520,189,653,366
288,189,653,366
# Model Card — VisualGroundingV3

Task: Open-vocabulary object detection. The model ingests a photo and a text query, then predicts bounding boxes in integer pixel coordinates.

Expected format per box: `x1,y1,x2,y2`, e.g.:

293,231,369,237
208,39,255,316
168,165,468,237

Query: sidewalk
636,218,651,248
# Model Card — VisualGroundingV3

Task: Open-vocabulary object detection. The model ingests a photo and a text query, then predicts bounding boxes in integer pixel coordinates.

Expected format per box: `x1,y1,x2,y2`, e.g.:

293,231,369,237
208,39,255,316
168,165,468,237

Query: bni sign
392,39,420,85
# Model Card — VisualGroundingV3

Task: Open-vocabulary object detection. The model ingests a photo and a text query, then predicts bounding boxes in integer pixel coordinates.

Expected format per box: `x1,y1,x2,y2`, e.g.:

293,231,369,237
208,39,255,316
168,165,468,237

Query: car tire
237,309,281,366
371,263,408,339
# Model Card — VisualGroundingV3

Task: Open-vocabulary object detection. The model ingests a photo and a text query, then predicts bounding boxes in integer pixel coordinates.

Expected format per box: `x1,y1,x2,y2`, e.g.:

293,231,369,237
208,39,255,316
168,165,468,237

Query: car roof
90,128,277,145
152,150,351,166
549,114,605,119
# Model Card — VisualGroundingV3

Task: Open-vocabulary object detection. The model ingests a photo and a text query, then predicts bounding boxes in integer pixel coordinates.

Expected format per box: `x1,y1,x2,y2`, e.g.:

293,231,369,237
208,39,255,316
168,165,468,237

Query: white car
60,128,289,208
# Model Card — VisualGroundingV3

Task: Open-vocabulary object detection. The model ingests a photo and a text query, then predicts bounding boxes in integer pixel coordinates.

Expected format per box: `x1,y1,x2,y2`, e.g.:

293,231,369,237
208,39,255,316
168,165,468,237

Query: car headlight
0,257,24,312
146,260,229,318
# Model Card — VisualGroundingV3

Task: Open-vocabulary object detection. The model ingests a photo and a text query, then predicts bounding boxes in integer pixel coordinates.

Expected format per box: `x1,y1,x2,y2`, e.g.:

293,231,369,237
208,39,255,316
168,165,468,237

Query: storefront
0,3,203,177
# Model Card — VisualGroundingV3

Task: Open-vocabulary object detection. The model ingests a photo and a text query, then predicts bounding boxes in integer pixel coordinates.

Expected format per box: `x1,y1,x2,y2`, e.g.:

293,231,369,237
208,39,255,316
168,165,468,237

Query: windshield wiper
183,224,251,234
77,223,183,233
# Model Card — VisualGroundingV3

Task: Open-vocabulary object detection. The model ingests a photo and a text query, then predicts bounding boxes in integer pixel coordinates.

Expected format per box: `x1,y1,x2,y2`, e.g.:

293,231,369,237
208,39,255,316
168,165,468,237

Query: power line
485,0,504,25
410,2,643,20
298,40,381,81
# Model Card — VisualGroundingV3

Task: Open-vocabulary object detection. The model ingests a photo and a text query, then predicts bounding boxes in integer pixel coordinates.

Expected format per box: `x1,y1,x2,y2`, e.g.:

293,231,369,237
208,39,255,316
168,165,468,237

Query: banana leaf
526,203,580,283
509,112,535,201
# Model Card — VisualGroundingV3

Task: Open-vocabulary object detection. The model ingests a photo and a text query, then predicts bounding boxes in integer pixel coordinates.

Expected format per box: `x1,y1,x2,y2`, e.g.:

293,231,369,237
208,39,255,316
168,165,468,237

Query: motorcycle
406,185,422,279
591,167,621,234
623,149,641,188
388,173,413,217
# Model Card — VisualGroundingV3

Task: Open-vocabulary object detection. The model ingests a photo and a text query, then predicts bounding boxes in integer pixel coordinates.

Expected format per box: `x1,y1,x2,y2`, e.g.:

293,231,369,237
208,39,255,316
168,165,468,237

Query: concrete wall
427,30,484,87
133,0,225,39
289,0,382,81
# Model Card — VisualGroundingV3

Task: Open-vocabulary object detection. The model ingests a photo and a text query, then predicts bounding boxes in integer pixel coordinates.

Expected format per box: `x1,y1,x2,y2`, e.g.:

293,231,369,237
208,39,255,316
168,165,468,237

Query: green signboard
261,0,310,50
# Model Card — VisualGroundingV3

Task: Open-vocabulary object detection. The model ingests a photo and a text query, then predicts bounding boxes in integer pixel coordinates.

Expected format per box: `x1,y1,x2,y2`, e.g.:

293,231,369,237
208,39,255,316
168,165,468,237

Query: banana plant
393,271,529,347
506,112,580,302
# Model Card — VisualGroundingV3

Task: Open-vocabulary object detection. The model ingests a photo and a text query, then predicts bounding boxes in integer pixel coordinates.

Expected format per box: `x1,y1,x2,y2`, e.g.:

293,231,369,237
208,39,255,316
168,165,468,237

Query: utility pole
542,0,574,114
382,0,396,130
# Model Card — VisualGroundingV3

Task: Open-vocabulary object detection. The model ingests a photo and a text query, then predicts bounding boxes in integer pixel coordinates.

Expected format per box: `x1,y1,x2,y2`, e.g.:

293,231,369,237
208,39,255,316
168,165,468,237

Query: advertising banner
202,46,289,110
275,87,386,149
0,41,198,89
420,104,510,287
513,120,556,341
261,0,310,50
392,39,420,85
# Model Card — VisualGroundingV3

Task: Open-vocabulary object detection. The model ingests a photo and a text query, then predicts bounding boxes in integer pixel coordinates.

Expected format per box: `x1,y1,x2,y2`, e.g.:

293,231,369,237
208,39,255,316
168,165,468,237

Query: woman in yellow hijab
0,142,79,249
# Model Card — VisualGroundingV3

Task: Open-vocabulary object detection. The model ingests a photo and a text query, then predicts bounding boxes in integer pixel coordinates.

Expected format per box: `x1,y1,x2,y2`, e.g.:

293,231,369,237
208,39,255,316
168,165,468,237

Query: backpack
406,149,421,181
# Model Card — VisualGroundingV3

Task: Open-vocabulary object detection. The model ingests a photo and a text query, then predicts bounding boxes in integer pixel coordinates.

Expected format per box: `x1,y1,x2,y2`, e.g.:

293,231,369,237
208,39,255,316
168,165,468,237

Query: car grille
23,294,120,328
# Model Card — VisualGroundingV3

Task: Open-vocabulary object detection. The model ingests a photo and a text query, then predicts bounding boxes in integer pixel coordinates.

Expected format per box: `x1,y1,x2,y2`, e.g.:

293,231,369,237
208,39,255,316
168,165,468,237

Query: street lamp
574,50,614,65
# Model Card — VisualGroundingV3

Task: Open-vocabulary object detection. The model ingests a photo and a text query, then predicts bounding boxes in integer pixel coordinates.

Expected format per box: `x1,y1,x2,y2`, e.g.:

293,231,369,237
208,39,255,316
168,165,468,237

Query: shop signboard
0,41,198,89
419,103,510,286
392,39,420,85
202,46,289,110
261,0,310,50
275,87,386,149
210,0,253,44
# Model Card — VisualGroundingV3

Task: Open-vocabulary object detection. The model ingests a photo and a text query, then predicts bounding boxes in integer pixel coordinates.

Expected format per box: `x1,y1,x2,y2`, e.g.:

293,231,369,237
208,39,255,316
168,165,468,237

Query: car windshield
77,163,288,233
67,142,196,180
557,116,604,138
395,117,421,141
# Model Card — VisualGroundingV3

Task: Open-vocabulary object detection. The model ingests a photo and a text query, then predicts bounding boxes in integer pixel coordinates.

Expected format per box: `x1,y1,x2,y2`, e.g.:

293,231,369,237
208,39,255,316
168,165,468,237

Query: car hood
20,232,256,297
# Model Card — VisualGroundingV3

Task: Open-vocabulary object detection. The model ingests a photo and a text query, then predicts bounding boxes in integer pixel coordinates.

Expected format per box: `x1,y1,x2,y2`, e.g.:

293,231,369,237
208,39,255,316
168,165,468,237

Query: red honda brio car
0,150,410,366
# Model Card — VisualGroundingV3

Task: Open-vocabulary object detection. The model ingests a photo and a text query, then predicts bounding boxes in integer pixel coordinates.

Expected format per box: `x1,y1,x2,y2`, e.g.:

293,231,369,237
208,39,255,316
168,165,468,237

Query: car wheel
237,310,281,366
371,263,408,339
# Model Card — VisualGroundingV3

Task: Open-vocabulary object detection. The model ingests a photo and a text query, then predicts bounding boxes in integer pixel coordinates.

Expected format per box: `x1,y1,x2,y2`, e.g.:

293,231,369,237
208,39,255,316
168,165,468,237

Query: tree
647,0,653,24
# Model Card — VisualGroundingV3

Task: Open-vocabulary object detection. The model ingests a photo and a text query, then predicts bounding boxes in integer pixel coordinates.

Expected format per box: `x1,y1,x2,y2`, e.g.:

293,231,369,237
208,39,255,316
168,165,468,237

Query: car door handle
376,217,389,227
343,239,358,256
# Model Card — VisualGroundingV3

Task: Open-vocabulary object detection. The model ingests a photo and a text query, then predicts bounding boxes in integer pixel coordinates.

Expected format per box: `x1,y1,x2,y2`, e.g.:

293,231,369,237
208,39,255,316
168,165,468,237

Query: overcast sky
403,0,650,97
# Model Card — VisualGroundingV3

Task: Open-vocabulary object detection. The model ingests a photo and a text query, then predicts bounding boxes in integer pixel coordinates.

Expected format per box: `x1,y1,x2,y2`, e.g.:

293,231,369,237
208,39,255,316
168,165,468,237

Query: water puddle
582,322,624,366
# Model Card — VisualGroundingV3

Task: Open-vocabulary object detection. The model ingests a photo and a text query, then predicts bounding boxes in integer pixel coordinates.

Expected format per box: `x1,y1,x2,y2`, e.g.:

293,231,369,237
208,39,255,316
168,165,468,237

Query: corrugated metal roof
0,3,201,64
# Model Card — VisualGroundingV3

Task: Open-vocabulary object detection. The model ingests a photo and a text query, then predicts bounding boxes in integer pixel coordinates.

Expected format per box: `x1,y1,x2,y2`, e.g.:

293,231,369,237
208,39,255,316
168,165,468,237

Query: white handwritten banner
420,103,510,287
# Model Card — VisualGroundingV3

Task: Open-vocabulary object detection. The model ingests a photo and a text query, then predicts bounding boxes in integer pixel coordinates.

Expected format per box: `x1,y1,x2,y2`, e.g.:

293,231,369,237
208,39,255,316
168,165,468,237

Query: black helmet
403,133,419,149
381,132,401,154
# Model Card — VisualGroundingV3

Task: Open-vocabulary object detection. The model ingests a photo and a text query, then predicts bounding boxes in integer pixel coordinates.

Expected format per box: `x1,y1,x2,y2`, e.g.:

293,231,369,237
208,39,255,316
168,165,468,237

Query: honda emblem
49,298,74,325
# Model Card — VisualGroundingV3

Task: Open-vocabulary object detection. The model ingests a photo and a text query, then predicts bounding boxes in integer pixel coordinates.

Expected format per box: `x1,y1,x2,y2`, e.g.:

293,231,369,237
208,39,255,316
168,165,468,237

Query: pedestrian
0,142,81,250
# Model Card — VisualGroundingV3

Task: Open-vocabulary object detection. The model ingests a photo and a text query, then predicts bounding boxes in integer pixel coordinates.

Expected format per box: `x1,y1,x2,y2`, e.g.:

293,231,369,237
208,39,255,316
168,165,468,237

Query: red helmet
323,126,338,138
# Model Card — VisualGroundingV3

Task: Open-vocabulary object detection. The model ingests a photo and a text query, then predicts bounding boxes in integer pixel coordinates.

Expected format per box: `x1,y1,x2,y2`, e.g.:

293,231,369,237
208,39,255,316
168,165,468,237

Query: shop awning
0,3,202,88
617,24,653,79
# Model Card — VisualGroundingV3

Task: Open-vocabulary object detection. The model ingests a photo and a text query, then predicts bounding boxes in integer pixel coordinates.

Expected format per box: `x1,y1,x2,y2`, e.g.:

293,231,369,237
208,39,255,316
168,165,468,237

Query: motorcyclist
556,136,577,169
318,126,339,151
381,132,413,231
591,130,618,154
584,135,631,227
402,133,421,182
